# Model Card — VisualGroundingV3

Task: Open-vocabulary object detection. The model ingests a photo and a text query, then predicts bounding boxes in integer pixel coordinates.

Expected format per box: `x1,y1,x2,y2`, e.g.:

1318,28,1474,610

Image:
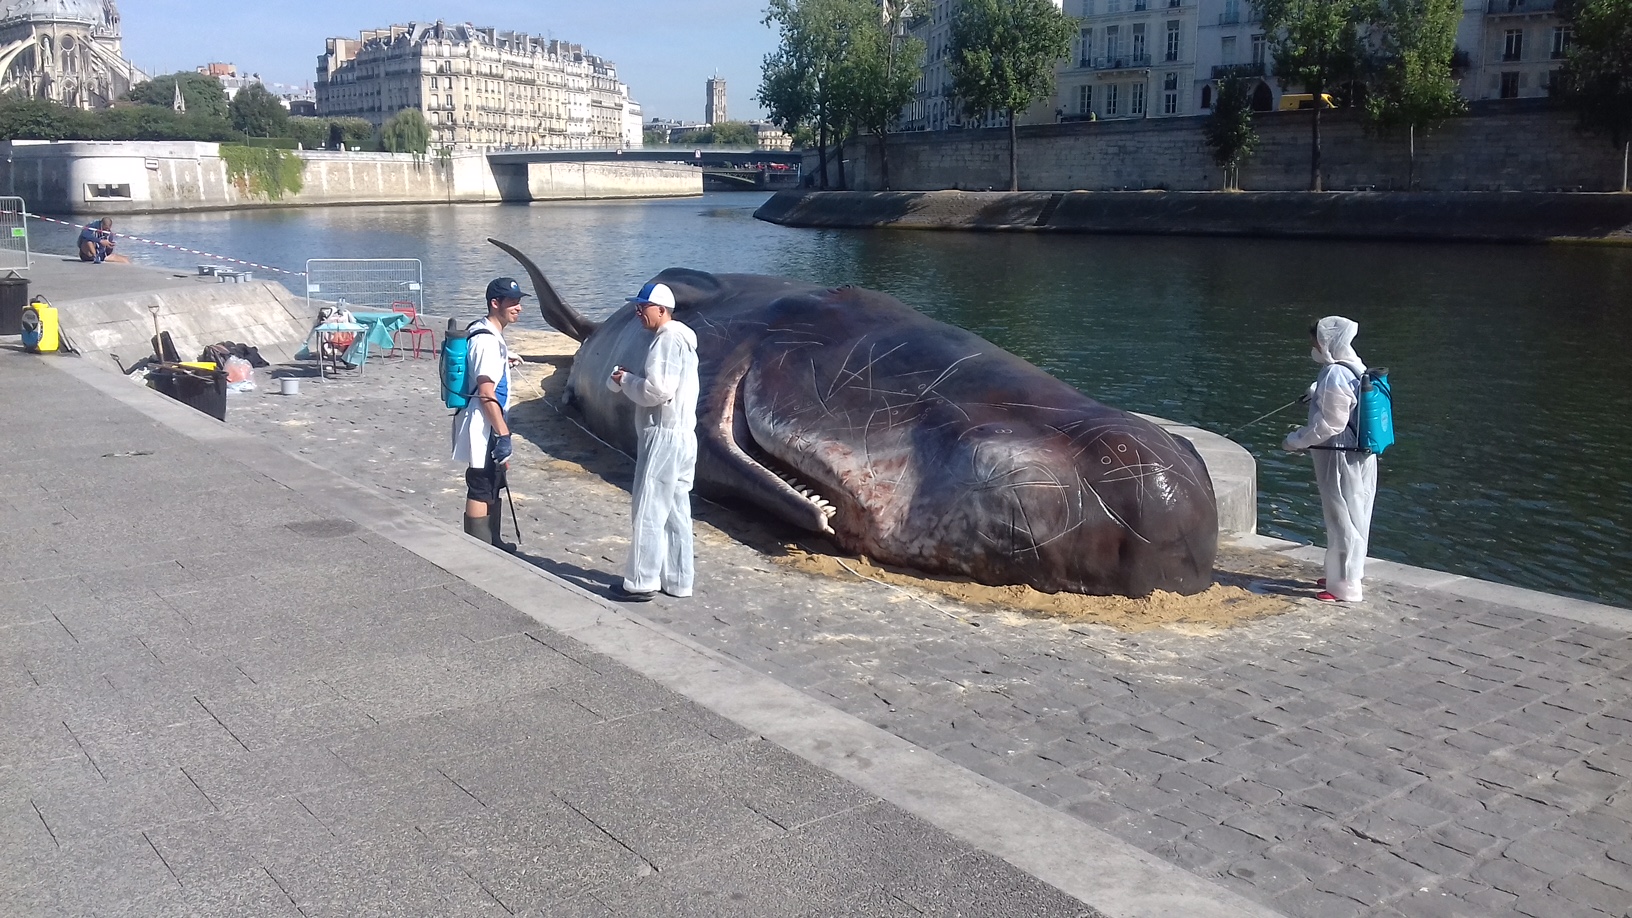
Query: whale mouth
751,442,837,524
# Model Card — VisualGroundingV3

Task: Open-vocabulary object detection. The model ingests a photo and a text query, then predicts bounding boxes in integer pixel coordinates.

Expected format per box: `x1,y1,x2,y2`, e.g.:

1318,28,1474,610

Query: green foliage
125,72,230,120
381,108,432,155
675,121,760,146
1258,0,1369,190
837,0,923,188
642,128,669,146
285,116,329,150
220,145,305,201
760,0,859,186
0,96,89,140
949,0,1074,190
1365,0,1466,131
93,106,237,142
229,83,288,138
1561,0,1632,146
1204,73,1259,190
327,117,376,151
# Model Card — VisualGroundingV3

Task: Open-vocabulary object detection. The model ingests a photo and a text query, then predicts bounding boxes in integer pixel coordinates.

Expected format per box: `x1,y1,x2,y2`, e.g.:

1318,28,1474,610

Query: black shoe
613,584,655,602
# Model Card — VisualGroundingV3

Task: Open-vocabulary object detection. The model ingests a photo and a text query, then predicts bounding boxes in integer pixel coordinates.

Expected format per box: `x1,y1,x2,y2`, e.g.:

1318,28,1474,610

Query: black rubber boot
463,514,492,545
487,502,518,553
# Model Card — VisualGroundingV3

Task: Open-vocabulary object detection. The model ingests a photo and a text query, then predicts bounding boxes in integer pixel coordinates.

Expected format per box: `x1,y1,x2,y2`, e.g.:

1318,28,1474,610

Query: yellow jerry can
20,297,58,354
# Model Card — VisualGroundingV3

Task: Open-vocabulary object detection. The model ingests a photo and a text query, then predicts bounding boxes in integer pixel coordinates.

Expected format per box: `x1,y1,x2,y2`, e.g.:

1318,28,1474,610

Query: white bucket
280,377,300,396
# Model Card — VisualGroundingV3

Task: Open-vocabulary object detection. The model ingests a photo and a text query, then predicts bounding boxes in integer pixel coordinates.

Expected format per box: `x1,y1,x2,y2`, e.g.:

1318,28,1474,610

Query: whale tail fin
488,238,597,342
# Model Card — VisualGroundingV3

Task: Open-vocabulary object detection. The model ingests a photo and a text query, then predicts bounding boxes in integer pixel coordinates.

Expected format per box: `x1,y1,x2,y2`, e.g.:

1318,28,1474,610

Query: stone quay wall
755,189,1632,244
0,141,701,214
819,106,1628,194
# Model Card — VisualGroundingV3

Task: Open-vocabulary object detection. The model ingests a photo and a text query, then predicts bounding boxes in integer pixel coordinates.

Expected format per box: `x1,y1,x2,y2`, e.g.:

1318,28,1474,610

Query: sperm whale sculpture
492,238,1218,596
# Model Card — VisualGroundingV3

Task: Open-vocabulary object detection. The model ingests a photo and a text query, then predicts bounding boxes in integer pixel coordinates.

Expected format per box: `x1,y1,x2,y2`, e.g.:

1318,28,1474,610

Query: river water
34,195,1632,606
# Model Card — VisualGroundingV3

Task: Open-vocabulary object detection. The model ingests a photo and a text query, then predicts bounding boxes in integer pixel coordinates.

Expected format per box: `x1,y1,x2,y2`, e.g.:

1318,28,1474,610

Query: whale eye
1101,456,1111,465
1117,444,1127,452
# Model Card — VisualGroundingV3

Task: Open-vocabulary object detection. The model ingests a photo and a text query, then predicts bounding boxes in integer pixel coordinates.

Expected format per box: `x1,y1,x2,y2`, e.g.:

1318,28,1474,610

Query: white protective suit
607,319,700,596
1281,316,1378,602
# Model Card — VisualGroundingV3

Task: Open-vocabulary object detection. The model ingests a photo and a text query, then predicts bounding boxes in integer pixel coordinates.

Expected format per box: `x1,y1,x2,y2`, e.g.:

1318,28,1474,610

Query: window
1224,0,1239,18
1106,83,1120,115
1163,73,1178,113
1134,0,1147,9
1107,0,1121,11
1201,84,1213,109
1080,28,1093,65
1081,0,1093,13
1503,29,1523,62
1078,83,1093,114
1168,0,1181,7
1106,26,1121,61
1551,26,1572,59
1252,33,1266,64
1500,71,1520,98
1131,81,1146,114
1221,36,1237,65
1166,20,1182,61
1132,23,1146,61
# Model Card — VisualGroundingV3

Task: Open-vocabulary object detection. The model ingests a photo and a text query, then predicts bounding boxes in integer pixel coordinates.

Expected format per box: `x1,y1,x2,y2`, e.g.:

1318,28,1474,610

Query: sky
118,0,778,122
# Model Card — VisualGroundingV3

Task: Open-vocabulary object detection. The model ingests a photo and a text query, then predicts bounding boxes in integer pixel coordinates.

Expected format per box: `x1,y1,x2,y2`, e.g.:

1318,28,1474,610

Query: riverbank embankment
755,189,1632,244
0,141,703,215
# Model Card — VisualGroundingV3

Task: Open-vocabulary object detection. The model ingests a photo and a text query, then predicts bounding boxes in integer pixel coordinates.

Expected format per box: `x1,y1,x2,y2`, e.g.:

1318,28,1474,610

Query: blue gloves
492,433,513,465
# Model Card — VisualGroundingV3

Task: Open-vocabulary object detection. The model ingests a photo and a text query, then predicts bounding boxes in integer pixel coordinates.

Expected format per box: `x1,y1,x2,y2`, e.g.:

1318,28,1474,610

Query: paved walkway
211,346,1632,918
1,348,1292,916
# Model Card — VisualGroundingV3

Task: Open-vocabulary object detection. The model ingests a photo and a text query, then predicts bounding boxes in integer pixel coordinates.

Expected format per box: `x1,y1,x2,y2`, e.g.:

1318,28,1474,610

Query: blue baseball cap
485,277,529,303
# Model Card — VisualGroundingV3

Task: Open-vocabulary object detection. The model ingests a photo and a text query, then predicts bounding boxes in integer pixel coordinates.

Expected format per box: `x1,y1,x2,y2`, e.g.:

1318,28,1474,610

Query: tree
1560,0,1632,159
285,116,329,150
1205,73,1259,190
643,128,669,146
1365,0,1466,190
381,108,432,156
0,96,85,140
326,117,376,151
711,120,761,146
761,0,847,188
229,83,288,138
836,0,923,189
948,0,1075,192
125,72,229,120
1258,0,1368,191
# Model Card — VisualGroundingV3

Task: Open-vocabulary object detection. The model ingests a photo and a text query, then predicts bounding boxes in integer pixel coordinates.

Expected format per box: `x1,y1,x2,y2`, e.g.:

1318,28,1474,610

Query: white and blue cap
625,281,676,311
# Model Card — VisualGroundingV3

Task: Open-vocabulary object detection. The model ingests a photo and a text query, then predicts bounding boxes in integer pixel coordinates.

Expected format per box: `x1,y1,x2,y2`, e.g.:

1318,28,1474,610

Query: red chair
390,301,435,359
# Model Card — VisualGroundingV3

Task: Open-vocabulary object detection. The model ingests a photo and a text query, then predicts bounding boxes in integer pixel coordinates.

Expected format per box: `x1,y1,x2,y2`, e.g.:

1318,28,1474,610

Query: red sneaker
1315,591,1341,602
1316,578,1326,588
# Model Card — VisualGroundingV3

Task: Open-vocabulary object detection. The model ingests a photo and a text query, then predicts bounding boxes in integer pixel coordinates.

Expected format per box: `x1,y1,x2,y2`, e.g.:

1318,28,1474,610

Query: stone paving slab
4,350,1285,916
210,349,1632,918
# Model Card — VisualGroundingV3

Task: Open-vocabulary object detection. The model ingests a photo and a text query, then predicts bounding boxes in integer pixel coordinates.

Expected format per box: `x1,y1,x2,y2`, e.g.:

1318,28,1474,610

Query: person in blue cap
452,277,526,551
606,281,700,600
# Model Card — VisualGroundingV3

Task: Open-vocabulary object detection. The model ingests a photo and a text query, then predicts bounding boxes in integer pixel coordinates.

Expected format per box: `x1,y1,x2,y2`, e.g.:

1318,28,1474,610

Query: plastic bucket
280,377,300,396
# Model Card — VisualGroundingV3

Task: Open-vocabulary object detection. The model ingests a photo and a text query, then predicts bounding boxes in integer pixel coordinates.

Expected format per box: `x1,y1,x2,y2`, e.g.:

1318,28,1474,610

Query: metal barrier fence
0,197,32,269
304,258,423,317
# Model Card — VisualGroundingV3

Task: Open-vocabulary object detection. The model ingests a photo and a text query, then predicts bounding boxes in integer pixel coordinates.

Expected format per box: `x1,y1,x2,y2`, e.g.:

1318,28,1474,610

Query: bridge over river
487,147,803,191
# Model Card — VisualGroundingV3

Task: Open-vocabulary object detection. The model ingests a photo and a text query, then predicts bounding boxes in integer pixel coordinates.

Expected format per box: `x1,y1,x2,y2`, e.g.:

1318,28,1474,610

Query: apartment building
315,21,641,151
1468,0,1569,101
1059,0,1199,120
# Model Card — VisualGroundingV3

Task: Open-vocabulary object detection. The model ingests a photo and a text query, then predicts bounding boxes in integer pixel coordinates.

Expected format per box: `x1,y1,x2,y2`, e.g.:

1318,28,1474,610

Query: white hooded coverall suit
607,320,700,596
1282,316,1378,602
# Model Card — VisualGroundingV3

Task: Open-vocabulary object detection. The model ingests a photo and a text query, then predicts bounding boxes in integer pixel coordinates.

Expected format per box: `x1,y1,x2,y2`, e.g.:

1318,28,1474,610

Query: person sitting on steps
77,218,129,264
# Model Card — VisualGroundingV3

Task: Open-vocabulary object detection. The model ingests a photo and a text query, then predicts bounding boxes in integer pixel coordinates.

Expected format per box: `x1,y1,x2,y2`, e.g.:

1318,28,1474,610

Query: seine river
36,194,1632,606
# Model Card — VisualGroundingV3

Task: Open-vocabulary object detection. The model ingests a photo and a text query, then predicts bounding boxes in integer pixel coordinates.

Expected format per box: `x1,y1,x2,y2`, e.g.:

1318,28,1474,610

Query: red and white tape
11,211,304,277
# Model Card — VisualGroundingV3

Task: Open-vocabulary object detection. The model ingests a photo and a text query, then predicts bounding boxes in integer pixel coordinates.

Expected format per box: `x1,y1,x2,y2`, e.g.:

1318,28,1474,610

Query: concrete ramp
20,255,314,366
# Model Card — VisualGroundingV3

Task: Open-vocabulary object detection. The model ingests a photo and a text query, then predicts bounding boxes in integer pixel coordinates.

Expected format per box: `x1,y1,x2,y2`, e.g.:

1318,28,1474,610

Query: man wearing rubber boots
607,282,699,601
452,277,526,552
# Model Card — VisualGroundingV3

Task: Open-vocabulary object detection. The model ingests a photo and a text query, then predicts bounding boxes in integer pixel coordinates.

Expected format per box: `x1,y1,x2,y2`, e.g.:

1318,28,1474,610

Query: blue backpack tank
1356,367,1394,455
439,319,491,410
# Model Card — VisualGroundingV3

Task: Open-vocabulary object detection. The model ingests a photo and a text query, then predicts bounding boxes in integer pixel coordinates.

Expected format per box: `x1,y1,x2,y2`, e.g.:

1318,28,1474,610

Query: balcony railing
1486,0,1555,13
1218,12,1239,23
1085,55,1153,70
1212,62,1265,78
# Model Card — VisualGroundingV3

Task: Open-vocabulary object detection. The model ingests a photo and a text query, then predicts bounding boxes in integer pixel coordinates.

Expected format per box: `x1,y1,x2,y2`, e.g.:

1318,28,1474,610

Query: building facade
0,0,144,108
706,76,726,124
1466,0,1567,101
316,21,641,151
1059,0,1199,121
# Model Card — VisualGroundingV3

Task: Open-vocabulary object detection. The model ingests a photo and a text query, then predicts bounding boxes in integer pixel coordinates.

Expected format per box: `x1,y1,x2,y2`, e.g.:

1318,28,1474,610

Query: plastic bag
224,356,252,383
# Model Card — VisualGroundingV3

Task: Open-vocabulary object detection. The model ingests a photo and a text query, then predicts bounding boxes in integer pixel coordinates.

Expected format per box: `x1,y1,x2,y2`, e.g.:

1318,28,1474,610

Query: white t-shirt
450,318,510,468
